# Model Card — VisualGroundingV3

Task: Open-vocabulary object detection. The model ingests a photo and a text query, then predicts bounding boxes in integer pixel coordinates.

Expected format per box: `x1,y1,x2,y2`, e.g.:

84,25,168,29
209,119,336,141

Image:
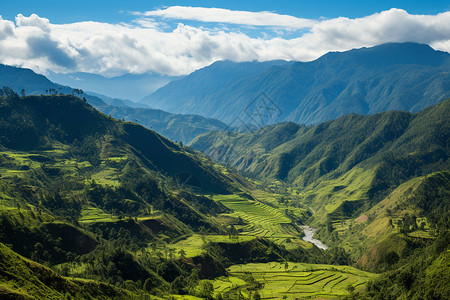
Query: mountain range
98,105,227,144
47,71,179,101
145,43,450,125
0,42,449,299
0,63,106,107
0,64,226,143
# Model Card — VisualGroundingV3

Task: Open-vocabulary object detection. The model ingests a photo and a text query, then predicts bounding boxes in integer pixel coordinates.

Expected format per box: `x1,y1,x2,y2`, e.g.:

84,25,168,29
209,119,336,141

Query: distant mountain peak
319,42,448,67
144,42,450,125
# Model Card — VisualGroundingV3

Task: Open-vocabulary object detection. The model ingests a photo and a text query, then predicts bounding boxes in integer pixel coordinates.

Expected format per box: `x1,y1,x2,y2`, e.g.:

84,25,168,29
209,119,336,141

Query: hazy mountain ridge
0,63,227,144
143,59,291,118
98,105,228,144
145,43,450,125
47,71,179,101
0,63,107,106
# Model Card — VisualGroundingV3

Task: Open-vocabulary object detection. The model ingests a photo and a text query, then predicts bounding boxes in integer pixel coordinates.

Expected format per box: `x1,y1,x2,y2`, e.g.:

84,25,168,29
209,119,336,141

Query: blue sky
0,1,449,76
2,0,449,23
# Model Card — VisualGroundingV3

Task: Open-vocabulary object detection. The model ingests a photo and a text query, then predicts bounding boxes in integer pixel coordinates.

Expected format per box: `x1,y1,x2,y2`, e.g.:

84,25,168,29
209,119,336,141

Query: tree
47,88,57,95
20,89,26,97
178,249,186,258
72,88,84,96
420,222,426,231
198,281,214,299
0,87,19,99
143,273,161,292
253,291,262,300
228,224,238,239
169,248,176,260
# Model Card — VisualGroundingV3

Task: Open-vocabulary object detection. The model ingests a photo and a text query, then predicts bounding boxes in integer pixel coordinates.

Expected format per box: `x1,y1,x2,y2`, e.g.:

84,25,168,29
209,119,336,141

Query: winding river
299,225,328,250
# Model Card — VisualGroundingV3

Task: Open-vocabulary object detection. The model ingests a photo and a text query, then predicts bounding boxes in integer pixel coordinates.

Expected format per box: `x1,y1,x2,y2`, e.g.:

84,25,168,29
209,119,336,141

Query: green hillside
190,100,450,222
0,87,448,298
0,242,136,299
0,91,361,299
0,91,243,298
189,100,450,299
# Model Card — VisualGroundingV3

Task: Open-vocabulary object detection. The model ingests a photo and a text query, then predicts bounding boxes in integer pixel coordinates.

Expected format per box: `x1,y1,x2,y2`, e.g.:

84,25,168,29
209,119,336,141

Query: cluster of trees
0,86,19,99
356,231,450,299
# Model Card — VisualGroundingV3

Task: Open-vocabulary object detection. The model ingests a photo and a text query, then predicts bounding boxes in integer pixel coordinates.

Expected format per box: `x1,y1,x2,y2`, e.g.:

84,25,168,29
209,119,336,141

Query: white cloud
0,16,15,40
16,13,50,31
0,8,449,77
138,6,318,29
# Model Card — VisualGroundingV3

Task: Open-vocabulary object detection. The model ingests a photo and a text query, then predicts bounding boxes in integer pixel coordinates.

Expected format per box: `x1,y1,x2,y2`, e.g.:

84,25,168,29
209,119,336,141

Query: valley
0,42,449,300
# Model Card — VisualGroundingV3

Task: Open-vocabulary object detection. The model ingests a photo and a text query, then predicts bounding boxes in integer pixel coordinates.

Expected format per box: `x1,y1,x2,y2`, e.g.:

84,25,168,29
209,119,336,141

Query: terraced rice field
213,194,292,239
168,234,257,258
90,168,121,186
213,276,248,296
79,205,117,223
226,262,377,299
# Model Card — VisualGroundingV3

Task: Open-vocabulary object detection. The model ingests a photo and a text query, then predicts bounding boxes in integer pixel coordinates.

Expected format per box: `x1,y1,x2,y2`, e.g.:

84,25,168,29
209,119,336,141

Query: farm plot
79,205,118,223
226,262,377,299
213,194,293,239
168,234,257,258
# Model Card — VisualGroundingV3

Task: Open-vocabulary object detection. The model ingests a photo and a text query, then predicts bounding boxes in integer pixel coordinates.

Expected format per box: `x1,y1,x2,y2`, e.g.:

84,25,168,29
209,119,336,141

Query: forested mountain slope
0,91,256,297
190,99,450,219
146,43,450,125
98,105,228,144
190,99,450,299
0,90,361,298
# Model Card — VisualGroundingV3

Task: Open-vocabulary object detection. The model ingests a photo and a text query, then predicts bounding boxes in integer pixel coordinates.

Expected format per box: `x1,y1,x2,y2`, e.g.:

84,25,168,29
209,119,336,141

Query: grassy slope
0,94,254,297
0,242,137,300
316,171,450,269
0,94,242,193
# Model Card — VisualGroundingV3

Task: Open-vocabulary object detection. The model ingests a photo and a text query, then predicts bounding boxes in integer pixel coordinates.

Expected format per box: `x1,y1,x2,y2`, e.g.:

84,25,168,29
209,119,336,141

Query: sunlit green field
0,148,126,188
79,205,118,223
167,234,257,258
212,193,313,250
220,262,377,299
214,194,290,237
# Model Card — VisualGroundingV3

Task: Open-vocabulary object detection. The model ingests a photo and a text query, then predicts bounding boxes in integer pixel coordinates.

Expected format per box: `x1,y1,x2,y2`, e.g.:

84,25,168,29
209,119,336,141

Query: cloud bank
137,6,318,29
0,8,449,76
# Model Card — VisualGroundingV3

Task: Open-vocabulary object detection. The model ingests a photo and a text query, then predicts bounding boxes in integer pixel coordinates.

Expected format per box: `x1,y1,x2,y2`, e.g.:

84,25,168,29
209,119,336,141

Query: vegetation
0,242,136,299
189,99,449,298
0,92,245,298
223,262,377,299
190,99,450,223
0,71,448,299
0,92,358,298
